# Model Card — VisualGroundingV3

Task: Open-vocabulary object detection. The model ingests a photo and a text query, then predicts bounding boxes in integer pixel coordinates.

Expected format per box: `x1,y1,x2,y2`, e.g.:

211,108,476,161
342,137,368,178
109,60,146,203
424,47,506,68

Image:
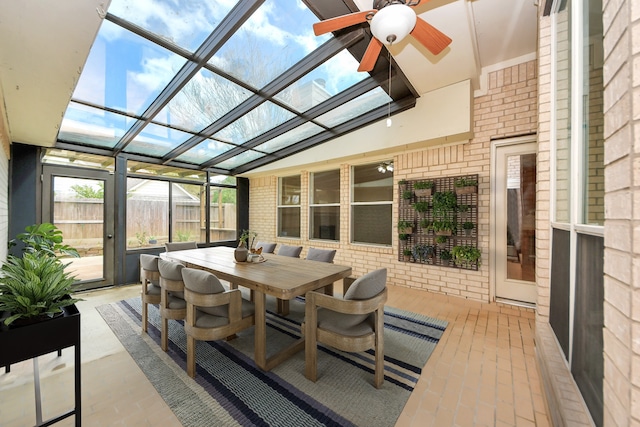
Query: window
209,176,237,243
351,163,393,245
126,178,169,249
310,170,340,241
278,175,301,238
171,183,202,243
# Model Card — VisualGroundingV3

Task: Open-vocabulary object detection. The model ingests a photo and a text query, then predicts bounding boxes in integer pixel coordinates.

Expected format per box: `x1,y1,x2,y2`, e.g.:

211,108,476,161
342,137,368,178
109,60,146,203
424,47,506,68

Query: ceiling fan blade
411,18,452,55
313,10,375,36
357,37,384,72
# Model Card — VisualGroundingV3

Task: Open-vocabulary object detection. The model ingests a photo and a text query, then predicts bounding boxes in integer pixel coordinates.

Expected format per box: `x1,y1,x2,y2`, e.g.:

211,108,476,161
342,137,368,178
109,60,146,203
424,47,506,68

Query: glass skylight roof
56,0,415,175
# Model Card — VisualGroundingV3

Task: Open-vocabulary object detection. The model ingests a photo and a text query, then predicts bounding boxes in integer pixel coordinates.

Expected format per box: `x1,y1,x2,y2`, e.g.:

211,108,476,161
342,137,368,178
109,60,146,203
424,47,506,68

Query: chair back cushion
140,254,160,271
306,248,336,263
182,268,226,294
158,259,185,281
344,268,387,300
255,241,276,254
165,241,198,252
277,244,303,258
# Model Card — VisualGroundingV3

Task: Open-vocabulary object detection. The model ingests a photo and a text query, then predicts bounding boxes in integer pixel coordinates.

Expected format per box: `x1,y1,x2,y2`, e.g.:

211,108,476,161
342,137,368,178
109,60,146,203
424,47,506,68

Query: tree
71,182,104,199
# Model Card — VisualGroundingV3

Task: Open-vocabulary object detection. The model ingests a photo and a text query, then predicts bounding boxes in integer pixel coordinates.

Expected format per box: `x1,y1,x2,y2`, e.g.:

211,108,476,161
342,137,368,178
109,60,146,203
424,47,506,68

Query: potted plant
148,236,158,245
413,181,434,197
1,223,82,327
412,244,435,263
412,201,430,215
420,219,432,232
432,191,457,217
435,235,448,249
439,249,452,266
398,220,414,234
462,222,475,236
433,219,455,236
402,248,413,262
454,177,478,194
0,254,80,326
457,204,470,219
402,190,413,200
451,245,482,268
399,233,410,241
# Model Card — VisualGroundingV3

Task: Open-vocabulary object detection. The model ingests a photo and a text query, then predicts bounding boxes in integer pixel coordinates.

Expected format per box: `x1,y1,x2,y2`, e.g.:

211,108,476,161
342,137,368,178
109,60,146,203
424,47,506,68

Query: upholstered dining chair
303,268,388,388
255,241,276,254
181,267,255,378
276,244,303,258
140,254,161,334
165,241,198,252
305,247,337,296
158,259,187,352
275,244,303,313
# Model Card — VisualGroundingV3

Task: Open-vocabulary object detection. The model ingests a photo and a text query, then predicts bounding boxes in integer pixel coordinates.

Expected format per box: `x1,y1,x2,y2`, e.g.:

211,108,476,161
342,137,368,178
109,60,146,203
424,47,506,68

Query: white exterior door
492,139,537,304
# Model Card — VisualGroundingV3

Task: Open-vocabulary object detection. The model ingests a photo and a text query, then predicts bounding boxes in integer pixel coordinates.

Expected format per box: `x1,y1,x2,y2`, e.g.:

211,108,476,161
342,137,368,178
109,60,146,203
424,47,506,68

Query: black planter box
0,304,81,426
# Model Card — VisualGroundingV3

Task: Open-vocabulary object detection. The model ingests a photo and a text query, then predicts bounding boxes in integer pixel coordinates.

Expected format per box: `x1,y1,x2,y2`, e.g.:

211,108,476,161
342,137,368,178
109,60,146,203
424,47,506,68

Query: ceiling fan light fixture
370,4,417,46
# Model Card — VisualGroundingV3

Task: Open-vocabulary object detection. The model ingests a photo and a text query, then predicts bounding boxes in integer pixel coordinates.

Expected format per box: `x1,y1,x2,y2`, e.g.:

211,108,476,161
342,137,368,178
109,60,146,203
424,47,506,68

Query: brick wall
248,60,537,303
601,0,637,424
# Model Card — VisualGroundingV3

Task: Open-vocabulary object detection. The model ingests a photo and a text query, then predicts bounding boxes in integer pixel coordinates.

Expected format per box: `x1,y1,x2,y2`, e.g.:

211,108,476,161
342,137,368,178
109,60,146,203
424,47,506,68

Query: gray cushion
145,283,161,295
317,310,375,336
306,248,336,263
255,242,276,254
182,267,228,317
167,294,186,309
158,259,185,281
140,254,159,271
193,299,254,324
165,241,198,252
344,268,387,300
330,268,386,327
277,244,303,258
182,268,226,294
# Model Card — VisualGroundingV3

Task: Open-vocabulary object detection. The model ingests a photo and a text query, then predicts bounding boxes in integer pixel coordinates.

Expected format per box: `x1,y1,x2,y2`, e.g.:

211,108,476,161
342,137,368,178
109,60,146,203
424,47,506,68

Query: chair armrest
184,288,245,322
306,288,387,316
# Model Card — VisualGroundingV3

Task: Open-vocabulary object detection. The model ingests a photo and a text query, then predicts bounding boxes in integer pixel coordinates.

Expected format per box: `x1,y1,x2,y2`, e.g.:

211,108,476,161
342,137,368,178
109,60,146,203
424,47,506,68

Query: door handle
107,234,113,239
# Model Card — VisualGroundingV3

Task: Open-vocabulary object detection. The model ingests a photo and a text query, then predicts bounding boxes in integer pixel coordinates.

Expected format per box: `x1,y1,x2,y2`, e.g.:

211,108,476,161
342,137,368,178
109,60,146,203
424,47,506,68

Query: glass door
493,141,537,304
42,166,114,290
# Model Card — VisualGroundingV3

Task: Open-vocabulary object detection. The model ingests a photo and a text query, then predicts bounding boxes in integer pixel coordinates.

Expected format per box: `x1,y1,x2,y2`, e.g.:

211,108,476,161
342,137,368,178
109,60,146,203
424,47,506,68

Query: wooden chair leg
187,336,196,378
141,300,148,333
161,317,169,351
374,309,385,388
304,297,318,382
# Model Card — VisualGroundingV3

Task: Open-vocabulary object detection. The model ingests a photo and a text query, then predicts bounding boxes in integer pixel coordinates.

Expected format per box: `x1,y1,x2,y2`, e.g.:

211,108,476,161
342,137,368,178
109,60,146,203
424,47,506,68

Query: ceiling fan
313,0,452,72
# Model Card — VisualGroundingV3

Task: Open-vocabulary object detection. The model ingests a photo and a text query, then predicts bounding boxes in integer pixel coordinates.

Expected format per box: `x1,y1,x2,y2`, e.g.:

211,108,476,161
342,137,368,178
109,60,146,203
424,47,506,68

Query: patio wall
248,59,538,303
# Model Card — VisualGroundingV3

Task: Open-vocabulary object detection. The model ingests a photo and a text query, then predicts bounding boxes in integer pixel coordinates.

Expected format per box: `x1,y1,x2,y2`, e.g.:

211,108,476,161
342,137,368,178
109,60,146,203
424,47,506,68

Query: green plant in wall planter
451,245,482,268
412,244,435,263
402,190,414,200
402,248,413,262
454,177,478,194
432,191,457,217
413,181,434,197
462,222,475,236
399,233,410,241
439,249,452,266
457,204,470,219
398,220,414,234
419,218,432,232
433,219,456,236
435,235,448,249
412,201,430,215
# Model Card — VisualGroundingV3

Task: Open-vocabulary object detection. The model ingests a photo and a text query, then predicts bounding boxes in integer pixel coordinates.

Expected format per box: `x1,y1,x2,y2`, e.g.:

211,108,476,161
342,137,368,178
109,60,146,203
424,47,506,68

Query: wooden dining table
162,246,352,371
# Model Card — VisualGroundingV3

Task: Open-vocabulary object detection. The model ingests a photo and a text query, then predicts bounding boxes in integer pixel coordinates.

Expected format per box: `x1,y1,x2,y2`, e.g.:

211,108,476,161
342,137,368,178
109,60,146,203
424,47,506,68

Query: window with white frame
277,175,301,238
310,170,340,240
351,163,393,245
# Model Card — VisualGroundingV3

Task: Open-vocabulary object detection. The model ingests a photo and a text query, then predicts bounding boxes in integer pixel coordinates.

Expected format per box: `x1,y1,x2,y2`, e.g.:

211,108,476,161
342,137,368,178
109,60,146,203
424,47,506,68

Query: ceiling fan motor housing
370,4,417,45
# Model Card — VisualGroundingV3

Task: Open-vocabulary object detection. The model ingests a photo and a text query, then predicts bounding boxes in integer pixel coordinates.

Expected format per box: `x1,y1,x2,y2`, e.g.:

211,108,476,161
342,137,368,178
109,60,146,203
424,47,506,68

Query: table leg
254,291,267,370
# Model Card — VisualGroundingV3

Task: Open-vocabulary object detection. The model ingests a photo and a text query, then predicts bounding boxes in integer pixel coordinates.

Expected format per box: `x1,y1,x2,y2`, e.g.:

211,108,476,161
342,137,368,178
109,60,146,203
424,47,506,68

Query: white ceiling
0,0,538,152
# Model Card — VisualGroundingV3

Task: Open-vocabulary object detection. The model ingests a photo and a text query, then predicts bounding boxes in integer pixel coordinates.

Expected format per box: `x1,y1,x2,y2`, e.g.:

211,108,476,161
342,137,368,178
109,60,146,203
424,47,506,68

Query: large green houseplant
1,223,81,326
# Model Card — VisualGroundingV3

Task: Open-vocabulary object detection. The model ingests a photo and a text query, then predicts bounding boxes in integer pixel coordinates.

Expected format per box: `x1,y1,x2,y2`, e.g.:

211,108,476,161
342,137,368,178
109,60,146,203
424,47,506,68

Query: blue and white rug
97,296,447,427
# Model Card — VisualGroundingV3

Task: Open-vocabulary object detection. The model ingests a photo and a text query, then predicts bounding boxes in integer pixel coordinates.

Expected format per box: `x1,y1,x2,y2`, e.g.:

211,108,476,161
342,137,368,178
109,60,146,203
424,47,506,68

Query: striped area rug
97,297,447,427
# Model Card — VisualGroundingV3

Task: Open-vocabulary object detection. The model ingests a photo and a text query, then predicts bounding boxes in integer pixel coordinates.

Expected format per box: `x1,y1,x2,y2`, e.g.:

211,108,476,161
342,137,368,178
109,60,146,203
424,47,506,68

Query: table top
163,246,352,300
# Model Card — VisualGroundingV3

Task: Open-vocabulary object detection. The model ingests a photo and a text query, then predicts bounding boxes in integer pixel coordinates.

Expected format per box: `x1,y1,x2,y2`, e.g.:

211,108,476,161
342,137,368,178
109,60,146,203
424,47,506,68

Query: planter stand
0,304,81,426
